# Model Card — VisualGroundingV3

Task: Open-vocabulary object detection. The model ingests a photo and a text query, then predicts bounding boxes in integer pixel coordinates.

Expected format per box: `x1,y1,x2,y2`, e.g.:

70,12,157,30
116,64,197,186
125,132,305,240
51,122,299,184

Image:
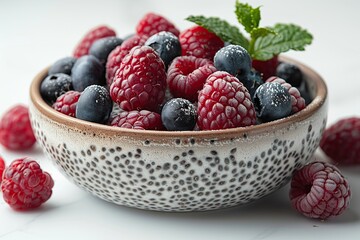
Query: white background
0,0,359,239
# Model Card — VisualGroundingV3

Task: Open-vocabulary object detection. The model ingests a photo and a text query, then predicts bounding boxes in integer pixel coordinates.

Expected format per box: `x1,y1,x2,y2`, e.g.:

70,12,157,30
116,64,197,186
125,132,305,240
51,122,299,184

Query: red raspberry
180,26,224,60
106,34,148,87
320,117,360,165
136,12,180,38
252,56,279,80
290,161,351,220
1,157,54,210
111,110,164,130
0,105,36,150
167,56,217,102
0,156,5,183
110,46,166,112
73,25,116,58
266,76,306,113
52,90,81,117
197,71,256,130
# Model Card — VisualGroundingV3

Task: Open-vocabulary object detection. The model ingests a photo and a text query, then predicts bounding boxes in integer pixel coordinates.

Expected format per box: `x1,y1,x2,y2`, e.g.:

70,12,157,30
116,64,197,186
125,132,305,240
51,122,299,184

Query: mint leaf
186,15,249,49
235,1,261,34
252,23,313,61
250,27,275,39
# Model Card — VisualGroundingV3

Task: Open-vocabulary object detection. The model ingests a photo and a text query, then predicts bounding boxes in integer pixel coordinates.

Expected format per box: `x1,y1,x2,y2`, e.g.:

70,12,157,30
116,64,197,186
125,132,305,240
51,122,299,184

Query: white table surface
1,0,360,239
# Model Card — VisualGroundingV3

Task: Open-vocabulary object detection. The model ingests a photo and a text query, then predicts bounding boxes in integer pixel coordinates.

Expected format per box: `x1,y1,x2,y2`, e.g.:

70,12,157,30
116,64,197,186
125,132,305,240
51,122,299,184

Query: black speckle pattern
30,106,327,212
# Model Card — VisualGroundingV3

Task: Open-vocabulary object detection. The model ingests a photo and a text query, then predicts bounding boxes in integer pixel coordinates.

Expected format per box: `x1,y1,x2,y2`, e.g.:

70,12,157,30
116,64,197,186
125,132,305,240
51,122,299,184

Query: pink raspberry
0,156,5,183
110,46,166,112
73,25,116,58
180,25,224,60
290,161,351,220
266,76,306,113
111,110,164,130
136,13,180,37
197,71,256,130
106,34,148,87
167,56,217,102
1,157,54,210
52,90,81,117
0,105,36,150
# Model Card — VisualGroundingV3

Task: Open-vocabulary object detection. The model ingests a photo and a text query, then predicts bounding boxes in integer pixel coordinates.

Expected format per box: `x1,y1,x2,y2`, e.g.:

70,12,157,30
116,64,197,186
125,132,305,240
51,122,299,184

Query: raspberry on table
1,157,54,210
52,90,81,117
110,46,167,112
180,25,224,60
73,25,116,58
197,71,256,130
320,117,360,165
0,156,5,183
289,161,351,220
111,110,164,130
167,56,216,102
0,105,36,150
106,34,148,88
266,76,306,113
136,12,180,38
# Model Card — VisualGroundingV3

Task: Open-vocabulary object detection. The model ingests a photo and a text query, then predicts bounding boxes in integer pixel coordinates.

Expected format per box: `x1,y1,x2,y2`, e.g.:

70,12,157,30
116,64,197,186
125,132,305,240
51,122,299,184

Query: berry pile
42,13,309,131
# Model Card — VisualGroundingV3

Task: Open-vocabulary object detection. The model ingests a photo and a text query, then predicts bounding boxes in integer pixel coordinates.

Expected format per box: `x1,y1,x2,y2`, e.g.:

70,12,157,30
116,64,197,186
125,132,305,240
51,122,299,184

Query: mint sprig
186,1,313,61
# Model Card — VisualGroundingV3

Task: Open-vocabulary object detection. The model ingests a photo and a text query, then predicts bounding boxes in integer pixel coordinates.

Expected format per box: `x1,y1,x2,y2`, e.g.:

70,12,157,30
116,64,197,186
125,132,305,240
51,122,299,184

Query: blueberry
242,69,263,99
276,62,303,88
214,44,252,80
161,98,197,131
253,82,292,122
48,56,77,75
145,31,181,68
75,85,113,124
71,55,104,92
89,36,123,66
40,73,73,104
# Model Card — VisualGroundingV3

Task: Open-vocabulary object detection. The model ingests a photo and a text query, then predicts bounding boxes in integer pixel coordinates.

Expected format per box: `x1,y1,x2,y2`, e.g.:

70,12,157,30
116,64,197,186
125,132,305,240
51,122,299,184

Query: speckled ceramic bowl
29,57,327,212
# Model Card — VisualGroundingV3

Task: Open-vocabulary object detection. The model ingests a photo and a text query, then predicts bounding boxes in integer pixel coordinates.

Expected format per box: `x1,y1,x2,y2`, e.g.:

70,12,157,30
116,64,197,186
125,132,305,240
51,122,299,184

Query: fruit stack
41,2,313,132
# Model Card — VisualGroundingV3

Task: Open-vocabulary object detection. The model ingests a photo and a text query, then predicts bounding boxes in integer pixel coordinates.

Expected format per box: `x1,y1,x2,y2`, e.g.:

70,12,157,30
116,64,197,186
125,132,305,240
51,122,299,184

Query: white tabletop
1,0,360,239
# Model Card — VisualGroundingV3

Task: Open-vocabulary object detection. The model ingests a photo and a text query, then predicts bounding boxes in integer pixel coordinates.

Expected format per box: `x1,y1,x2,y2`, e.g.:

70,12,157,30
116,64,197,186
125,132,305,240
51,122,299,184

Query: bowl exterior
29,97,327,212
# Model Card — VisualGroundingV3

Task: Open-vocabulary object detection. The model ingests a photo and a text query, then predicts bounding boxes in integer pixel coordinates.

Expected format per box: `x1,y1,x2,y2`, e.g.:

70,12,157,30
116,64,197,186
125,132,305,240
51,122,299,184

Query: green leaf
235,1,261,34
252,23,313,61
186,15,249,49
250,27,275,39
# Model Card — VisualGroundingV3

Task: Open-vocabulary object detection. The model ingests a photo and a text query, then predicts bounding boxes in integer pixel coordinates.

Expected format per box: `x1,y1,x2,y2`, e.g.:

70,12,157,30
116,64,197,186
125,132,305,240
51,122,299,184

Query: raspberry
167,56,216,102
197,71,256,130
111,110,164,130
136,13,180,38
0,156,5,183
266,76,306,113
320,117,360,165
252,56,279,80
110,46,166,112
180,26,224,60
290,161,351,220
1,157,54,210
106,34,148,87
52,90,81,117
73,25,116,58
0,105,36,150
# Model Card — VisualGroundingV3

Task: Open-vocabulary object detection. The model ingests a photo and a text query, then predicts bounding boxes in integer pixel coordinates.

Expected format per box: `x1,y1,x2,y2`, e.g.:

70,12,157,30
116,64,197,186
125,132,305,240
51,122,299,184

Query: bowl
29,56,328,212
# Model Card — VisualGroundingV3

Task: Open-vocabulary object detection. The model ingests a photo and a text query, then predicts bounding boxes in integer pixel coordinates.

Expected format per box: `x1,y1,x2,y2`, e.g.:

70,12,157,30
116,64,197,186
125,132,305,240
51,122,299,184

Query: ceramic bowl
29,56,328,212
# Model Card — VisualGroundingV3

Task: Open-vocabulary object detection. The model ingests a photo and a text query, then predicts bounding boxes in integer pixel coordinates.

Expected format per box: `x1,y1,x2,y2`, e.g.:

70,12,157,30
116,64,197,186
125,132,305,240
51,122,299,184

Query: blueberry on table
276,62,303,88
75,85,113,124
48,56,77,75
253,82,292,122
89,36,123,66
161,98,197,131
40,73,73,104
145,31,181,68
71,55,104,92
214,44,252,80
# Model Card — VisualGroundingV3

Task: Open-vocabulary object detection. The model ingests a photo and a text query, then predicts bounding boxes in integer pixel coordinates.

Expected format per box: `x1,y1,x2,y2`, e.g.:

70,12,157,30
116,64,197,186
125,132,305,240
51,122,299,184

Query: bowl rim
30,56,327,140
